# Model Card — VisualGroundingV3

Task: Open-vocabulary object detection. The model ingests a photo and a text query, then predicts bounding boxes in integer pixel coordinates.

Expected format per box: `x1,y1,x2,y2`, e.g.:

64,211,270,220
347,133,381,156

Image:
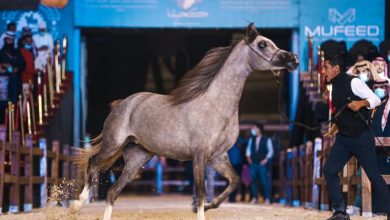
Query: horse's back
101,92,161,140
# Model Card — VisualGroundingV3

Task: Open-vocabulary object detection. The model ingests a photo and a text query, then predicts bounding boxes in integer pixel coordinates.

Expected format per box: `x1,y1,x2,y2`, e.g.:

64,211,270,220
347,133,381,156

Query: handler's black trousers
323,130,390,213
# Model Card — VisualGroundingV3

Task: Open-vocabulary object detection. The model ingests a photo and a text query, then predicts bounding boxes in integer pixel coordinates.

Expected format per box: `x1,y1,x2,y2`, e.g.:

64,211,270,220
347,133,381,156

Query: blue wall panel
74,0,299,28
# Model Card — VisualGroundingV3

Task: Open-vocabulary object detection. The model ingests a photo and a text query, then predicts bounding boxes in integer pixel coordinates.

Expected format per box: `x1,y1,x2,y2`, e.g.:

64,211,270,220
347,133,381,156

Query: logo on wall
1,4,61,39
177,0,201,10
167,0,208,18
328,8,356,25
304,7,379,41
16,12,46,33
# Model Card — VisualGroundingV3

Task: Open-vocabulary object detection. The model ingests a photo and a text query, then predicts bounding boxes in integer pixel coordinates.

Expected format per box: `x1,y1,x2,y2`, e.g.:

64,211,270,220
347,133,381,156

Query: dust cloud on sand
0,193,386,220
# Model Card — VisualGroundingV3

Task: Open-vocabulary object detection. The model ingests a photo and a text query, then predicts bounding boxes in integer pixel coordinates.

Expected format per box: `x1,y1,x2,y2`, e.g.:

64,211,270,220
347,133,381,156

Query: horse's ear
246,23,258,43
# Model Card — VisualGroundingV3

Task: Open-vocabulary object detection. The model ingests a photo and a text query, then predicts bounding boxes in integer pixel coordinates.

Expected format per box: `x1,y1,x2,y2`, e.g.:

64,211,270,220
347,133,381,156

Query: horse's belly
142,143,193,161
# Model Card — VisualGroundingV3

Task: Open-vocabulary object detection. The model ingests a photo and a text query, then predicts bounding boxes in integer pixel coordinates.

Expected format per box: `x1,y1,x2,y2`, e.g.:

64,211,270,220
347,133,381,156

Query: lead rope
245,36,390,162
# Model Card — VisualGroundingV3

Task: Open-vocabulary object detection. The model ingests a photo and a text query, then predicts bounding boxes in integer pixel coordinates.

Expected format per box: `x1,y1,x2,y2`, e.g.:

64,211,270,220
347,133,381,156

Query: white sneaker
250,198,258,204
346,205,360,216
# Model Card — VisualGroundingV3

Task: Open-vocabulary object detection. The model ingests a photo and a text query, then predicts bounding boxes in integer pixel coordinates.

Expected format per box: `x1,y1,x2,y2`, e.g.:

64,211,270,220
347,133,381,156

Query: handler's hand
348,100,366,111
324,124,338,137
260,158,268,165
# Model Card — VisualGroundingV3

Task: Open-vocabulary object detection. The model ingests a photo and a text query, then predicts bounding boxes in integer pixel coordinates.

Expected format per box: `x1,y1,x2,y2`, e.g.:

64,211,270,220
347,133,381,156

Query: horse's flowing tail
73,133,103,174
73,99,124,174
70,99,125,215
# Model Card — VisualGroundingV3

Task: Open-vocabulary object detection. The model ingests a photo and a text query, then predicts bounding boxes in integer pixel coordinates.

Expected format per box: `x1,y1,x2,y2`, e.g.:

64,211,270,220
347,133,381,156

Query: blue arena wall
0,0,385,74
74,0,299,28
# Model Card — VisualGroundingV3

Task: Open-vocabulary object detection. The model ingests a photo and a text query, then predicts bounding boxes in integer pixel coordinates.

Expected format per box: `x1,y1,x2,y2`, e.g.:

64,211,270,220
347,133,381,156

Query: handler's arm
349,78,381,111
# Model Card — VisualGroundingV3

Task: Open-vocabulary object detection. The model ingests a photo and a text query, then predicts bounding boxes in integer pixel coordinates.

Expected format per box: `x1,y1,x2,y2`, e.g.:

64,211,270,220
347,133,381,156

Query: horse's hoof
192,202,215,213
191,202,197,213
204,202,213,211
69,200,83,214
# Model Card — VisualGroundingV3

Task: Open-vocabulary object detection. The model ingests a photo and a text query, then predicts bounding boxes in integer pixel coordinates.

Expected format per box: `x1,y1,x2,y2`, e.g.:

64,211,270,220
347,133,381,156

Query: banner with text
74,0,299,28
299,0,385,72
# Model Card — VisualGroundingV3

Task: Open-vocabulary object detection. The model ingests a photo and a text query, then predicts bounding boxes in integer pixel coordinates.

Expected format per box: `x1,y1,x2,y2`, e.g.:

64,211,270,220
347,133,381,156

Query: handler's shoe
346,205,360,216
326,211,350,220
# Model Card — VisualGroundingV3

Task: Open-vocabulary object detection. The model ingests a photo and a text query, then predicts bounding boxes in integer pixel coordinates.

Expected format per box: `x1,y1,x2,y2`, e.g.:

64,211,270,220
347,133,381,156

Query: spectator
372,57,388,81
227,136,244,202
246,125,273,204
347,60,379,89
0,32,25,103
0,22,17,50
18,27,36,93
33,22,53,71
205,165,216,202
240,130,251,202
144,156,166,195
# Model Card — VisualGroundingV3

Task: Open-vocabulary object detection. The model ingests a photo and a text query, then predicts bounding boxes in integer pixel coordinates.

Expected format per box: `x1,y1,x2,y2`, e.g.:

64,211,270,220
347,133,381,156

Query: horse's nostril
291,54,299,64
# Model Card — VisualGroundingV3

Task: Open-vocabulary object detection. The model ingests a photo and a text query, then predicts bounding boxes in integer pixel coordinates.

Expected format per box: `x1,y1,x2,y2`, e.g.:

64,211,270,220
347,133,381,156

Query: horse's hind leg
103,144,153,220
193,151,208,220
70,130,130,214
70,155,115,213
205,153,240,210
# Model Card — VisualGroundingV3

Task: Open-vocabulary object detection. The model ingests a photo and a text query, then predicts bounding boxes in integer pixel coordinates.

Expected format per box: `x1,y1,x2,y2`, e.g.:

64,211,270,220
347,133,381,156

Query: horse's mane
169,46,233,105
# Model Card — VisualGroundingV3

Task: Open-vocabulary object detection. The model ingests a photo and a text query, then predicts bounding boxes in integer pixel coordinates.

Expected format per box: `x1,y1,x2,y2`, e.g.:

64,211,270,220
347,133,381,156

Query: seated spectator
0,32,25,103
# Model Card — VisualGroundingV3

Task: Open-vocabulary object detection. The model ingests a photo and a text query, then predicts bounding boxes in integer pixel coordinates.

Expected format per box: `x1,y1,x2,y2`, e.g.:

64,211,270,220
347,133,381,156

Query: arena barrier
0,126,76,213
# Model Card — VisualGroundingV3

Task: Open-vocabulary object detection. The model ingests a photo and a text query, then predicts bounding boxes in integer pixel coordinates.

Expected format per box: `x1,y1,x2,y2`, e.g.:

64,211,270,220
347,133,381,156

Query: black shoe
326,211,350,220
387,213,389,220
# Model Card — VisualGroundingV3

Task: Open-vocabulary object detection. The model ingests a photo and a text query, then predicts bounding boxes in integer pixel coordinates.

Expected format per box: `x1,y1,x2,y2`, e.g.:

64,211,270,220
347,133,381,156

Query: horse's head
244,23,299,73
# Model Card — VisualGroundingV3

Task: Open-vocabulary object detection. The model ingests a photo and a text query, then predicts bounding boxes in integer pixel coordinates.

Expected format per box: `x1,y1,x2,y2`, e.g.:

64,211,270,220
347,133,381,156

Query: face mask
7,66,13,73
374,88,386,99
378,72,385,79
24,44,32,50
250,129,256,136
359,73,368,82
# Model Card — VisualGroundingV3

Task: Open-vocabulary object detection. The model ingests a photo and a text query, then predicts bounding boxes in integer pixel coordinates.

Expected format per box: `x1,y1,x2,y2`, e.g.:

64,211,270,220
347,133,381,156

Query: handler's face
323,60,340,82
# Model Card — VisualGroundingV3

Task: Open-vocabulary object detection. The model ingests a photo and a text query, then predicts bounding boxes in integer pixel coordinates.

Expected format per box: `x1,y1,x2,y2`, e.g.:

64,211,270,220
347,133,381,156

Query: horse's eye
257,41,267,49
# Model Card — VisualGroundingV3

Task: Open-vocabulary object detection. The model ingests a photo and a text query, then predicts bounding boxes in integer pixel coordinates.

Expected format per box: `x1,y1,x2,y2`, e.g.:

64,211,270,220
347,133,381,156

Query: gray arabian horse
69,23,298,220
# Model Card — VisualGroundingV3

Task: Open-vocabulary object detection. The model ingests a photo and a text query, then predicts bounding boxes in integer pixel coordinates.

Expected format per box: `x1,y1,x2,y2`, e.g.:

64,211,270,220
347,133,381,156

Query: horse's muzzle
286,53,299,71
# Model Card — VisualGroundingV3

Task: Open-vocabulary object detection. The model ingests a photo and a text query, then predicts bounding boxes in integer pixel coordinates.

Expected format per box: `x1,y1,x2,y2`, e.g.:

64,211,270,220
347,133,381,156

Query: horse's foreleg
205,153,240,210
103,144,153,220
193,151,207,220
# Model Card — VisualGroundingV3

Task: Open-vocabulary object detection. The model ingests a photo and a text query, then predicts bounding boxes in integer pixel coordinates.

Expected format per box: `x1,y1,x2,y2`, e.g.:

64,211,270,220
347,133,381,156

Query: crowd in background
0,21,54,123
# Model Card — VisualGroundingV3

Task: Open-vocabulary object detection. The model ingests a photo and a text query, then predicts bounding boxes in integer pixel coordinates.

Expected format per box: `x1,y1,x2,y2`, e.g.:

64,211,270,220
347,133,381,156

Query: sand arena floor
0,194,386,220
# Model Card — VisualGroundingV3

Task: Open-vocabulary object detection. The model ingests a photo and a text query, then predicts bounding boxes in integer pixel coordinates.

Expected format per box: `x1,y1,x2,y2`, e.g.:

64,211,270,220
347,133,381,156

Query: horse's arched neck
205,44,252,116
